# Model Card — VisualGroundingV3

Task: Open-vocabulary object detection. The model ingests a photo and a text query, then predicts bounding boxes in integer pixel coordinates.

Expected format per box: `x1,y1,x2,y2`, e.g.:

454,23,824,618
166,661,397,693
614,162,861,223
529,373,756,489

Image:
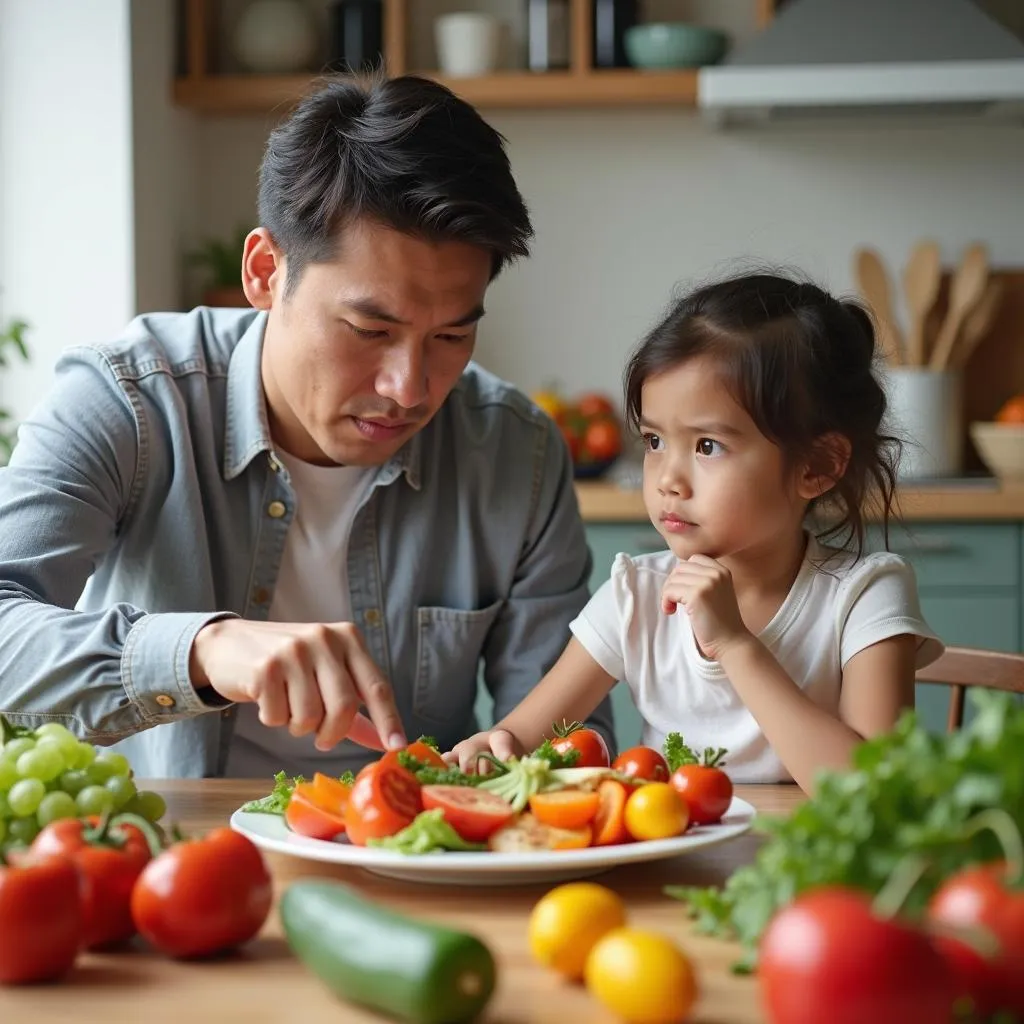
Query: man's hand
661,555,751,661
443,728,523,773
189,619,406,752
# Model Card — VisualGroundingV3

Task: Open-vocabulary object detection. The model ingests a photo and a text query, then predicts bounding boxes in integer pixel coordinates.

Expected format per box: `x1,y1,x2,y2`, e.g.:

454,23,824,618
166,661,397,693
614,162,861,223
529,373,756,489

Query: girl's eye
346,322,388,340
696,437,725,457
642,432,664,453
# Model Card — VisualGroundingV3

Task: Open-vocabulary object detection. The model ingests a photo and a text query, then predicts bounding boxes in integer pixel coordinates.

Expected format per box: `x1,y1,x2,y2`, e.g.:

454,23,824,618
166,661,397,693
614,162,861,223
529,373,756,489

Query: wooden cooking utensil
854,248,904,367
902,240,942,367
950,277,1004,370
929,243,990,371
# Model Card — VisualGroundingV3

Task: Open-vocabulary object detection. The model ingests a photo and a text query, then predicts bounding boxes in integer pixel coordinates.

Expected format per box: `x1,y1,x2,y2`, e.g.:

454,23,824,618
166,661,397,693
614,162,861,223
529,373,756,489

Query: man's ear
241,227,284,310
798,432,852,500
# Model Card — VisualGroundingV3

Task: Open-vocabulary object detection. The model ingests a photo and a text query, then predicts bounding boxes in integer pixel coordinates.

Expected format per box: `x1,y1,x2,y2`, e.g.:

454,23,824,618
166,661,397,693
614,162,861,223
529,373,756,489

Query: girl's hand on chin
661,555,751,660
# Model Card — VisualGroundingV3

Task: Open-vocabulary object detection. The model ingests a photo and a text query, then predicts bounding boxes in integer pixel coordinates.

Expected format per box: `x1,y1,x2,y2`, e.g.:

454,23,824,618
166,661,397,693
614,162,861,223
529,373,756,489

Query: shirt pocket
413,601,504,724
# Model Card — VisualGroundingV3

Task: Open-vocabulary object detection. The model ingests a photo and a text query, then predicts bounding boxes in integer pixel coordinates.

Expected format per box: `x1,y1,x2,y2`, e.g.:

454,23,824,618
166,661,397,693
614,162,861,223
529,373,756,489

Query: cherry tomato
0,853,83,984
591,779,631,847
421,785,515,842
623,782,689,841
404,740,446,769
285,782,348,841
759,887,955,1024
670,764,733,826
928,862,1024,1018
551,722,610,769
582,418,621,462
612,746,670,783
131,828,272,959
31,814,157,949
576,393,615,419
344,751,423,846
529,788,600,831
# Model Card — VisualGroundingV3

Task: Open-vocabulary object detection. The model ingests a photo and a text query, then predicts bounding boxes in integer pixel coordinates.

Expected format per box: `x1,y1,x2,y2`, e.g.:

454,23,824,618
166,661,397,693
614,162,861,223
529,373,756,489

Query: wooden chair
916,646,1024,732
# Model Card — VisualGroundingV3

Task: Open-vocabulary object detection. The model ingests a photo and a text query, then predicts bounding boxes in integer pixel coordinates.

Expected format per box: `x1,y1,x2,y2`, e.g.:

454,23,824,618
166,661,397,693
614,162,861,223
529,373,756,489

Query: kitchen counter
0,779,802,1024
576,480,1024,522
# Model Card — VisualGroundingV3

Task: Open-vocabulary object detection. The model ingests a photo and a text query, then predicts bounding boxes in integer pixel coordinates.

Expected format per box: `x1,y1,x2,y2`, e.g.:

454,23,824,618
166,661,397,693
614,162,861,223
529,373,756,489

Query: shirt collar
222,310,423,491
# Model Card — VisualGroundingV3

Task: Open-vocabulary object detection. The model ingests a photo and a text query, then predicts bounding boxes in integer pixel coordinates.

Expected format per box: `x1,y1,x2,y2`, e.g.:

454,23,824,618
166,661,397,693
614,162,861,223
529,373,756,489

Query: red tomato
285,782,348,841
591,779,631,846
551,722,610,768
759,888,955,1024
928,862,1024,1018
405,740,446,769
421,785,516,842
31,814,157,949
131,828,272,959
344,751,423,846
612,746,670,783
670,764,733,825
0,854,83,984
576,393,615,418
582,418,621,462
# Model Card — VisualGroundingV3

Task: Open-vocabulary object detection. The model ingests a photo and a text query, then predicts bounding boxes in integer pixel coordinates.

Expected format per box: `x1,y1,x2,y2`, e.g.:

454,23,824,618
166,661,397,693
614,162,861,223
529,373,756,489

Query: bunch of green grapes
0,723,166,854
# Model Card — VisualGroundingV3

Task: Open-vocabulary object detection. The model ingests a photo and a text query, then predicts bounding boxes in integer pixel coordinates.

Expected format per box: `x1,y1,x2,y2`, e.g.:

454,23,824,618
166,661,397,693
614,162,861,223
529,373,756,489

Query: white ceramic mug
882,368,963,479
434,12,501,77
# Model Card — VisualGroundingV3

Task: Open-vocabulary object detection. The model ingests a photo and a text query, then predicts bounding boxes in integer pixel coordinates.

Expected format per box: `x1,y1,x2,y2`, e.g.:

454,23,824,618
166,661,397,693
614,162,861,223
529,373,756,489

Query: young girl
447,272,944,793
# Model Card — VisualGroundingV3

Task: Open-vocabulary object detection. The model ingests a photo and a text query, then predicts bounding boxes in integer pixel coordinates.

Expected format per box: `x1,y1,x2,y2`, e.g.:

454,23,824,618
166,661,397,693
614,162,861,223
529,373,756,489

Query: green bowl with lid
624,22,728,69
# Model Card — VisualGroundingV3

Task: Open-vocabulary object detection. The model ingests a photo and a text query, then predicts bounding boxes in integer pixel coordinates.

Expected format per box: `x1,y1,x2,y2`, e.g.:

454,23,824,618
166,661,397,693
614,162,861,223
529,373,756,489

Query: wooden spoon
950,277,1004,370
929,243,990,371
902,240,942,367
854,248,904,368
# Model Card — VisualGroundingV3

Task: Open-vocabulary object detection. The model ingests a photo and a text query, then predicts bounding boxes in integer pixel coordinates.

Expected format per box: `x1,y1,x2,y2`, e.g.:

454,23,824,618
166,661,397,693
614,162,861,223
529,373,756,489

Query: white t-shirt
569,536,944,783
225,450,373,778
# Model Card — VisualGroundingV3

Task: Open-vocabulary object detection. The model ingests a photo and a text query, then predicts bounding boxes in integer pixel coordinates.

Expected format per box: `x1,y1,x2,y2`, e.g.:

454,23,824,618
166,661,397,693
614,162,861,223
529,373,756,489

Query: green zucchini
280,880,496,1024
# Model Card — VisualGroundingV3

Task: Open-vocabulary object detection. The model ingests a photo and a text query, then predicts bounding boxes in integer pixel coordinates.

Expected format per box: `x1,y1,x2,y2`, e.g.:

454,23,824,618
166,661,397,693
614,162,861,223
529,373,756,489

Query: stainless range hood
698,0,1024,126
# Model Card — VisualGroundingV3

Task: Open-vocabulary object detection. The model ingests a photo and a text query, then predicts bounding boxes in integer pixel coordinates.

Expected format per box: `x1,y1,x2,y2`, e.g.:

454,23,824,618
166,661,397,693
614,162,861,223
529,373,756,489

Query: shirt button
267,500,287,519
364,608,382,627
155,694,176,708
252,587,270,605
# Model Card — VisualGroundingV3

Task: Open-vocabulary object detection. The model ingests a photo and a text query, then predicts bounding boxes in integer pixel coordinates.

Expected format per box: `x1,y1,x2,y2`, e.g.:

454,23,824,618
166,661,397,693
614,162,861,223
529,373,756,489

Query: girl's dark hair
624,273,901,557
258,74,533,294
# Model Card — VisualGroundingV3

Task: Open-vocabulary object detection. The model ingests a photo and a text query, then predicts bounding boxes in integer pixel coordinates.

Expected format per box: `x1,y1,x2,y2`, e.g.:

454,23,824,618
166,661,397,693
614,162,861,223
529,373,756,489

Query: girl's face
639,356,813,564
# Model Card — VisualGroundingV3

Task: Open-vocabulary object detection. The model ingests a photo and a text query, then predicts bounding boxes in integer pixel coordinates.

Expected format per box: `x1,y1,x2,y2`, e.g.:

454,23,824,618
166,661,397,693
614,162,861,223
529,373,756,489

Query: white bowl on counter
969,422,1024,485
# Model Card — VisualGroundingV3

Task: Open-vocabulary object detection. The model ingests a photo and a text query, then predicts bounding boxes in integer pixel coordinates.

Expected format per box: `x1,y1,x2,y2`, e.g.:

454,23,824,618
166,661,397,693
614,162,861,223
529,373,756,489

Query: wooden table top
1,779,803,1024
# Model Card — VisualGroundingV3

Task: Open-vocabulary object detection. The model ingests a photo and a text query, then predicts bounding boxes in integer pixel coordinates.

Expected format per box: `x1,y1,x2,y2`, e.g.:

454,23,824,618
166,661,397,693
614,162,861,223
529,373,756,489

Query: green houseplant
0,317,30,465
187,226,251,308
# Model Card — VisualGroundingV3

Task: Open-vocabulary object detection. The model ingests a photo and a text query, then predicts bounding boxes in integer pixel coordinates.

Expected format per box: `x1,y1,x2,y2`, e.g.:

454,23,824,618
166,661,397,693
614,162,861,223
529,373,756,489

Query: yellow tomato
527,882,626,980
584,928,697,1024
531,389,566,420
624,782,688,841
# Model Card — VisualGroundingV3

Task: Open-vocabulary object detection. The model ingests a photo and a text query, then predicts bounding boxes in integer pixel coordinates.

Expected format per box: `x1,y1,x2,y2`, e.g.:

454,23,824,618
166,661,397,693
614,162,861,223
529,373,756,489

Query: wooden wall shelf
174,0,774,116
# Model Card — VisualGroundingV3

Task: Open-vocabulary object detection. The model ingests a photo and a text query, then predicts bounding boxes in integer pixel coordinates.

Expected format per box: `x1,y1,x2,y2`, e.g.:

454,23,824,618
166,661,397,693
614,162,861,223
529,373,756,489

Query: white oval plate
229,796,756,886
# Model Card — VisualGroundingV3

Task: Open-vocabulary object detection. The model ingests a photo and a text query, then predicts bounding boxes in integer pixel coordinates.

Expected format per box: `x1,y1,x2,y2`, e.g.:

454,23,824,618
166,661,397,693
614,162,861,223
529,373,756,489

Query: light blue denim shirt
0,307,613,777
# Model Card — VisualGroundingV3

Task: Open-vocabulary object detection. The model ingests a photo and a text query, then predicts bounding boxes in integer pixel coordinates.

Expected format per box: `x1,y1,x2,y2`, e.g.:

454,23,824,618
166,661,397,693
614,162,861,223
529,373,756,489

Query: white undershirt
225,449,372,778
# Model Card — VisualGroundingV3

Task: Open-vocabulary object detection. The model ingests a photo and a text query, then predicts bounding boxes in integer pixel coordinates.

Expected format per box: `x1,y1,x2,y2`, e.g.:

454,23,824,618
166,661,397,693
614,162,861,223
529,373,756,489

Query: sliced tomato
421,785,516,842
310,772,352,814
612,746,670,783
529,789,600,830
285,783,347,841
343,752,422,846
591,779,631,846
405,740,446,769
488,814,591,852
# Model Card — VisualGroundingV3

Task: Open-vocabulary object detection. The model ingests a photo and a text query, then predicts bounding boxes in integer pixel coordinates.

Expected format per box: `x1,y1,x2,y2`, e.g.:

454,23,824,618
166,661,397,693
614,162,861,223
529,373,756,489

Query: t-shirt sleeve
837,553,944,669
569,553,639,681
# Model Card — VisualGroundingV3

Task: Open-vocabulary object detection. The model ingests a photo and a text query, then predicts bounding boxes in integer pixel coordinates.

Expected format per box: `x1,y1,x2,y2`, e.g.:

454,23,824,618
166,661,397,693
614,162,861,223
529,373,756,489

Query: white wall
0,0,136,422
188,110,1024,399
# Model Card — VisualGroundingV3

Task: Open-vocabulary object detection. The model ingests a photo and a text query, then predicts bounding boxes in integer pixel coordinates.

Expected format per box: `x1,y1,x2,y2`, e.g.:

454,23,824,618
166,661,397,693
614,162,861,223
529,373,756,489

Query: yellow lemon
584,927,697,1024
527,881,626,980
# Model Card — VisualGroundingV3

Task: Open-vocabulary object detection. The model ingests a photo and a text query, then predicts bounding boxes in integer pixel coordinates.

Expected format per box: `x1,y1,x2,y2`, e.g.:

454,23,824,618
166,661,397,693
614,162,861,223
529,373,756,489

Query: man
0,75,614,779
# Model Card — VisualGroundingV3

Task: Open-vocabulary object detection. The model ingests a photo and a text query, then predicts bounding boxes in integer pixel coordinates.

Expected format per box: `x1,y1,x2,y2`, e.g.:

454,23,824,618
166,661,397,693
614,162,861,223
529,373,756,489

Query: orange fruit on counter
531,389,566,420
528,882,627,980
995,395,1024,424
